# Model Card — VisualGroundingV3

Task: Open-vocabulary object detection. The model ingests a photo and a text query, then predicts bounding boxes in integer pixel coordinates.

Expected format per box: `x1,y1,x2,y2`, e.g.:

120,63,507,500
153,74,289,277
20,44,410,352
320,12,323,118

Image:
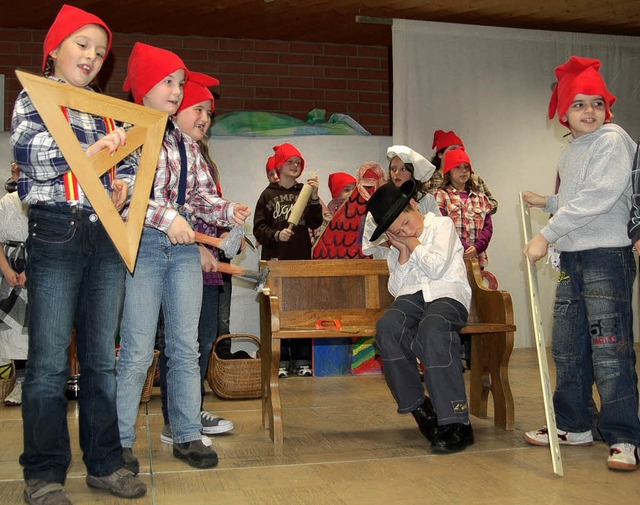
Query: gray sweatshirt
542,123,635,252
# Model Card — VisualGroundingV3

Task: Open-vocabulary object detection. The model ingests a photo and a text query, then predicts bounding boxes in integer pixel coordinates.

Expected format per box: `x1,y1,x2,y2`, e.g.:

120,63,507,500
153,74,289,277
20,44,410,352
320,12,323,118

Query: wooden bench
258,258,516,443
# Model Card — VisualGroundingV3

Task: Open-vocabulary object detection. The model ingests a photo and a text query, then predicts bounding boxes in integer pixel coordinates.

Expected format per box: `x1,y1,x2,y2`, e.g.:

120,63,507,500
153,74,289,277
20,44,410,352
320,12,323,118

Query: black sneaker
431,423,474,454
411,396,438,442
86,467,147,499
173,439,219,469
122,447,140,475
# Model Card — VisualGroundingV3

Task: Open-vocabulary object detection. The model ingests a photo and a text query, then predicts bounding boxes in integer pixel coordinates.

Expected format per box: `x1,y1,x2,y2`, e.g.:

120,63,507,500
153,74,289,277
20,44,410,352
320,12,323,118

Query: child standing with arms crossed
366,180,473,453
522,56,640,471
10,5,146,503
116,43,250,472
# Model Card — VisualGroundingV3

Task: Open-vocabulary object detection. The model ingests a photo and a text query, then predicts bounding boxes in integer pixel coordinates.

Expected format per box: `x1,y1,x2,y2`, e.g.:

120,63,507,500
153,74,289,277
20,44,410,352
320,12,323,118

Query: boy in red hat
10,5,147,503
522,56,640,471
426,130,498,214
253,143,322,377
116,44,250,472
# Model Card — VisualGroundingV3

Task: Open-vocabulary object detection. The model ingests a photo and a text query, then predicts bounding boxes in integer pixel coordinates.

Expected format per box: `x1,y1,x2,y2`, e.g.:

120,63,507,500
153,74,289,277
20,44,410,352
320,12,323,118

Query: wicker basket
207,334,261,400
140,349,161,404
0,360,16,402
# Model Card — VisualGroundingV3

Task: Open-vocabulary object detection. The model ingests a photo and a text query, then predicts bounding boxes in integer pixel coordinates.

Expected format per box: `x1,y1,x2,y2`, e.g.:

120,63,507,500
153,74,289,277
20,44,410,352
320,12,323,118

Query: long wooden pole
519,192,563,476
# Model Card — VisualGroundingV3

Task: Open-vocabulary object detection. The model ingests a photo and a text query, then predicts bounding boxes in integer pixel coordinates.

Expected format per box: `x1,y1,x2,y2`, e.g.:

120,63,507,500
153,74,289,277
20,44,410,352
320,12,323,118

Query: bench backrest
260,259,394,329
260,258,514,330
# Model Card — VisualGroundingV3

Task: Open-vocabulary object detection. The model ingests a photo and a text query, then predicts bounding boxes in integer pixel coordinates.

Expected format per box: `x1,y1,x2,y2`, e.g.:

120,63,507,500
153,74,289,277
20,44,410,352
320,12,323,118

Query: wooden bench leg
469,332,515,430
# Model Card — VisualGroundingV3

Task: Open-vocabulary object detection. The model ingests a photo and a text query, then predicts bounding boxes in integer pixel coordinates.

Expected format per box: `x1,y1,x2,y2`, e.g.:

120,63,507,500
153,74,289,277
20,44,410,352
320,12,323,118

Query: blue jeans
375,293,469,425
197,284,219,399
116,228,203,446
21,205,125,483
159,283,220,424
552,247,640,445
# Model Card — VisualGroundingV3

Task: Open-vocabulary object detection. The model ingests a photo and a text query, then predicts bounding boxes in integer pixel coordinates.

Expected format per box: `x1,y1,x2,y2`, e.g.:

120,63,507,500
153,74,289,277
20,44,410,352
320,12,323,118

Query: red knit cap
548,56,616,128
177,72,220,114
269,143,305,174
123,42,189,105
328,172,356,199
43,4,112,71
442,147,472,175
265,156,277,175
432,130,464,153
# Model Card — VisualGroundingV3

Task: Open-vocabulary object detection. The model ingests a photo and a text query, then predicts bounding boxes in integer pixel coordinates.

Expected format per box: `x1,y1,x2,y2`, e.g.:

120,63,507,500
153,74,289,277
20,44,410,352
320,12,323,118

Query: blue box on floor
312,338,352,376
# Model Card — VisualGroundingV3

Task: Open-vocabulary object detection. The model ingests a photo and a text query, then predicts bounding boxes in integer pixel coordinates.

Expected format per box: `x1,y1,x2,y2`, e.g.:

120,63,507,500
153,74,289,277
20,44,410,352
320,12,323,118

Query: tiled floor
1,348,639,504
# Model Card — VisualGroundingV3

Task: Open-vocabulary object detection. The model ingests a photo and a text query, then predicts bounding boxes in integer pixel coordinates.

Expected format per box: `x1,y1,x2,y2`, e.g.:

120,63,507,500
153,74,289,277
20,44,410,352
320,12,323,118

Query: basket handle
214,333,261,350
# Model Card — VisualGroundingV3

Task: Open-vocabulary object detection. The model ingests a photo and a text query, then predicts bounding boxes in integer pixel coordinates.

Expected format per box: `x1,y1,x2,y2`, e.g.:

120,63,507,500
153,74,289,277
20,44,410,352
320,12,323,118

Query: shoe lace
201,411,221,422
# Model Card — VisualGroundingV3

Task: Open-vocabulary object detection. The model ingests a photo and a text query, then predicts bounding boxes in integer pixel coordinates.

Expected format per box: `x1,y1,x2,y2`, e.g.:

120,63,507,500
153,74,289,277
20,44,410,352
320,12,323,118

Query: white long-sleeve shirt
387,213,471,311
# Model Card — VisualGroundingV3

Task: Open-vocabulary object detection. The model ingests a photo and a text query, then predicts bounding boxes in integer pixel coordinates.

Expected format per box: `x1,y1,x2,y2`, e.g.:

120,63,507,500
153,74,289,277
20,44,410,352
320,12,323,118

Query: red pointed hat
442,147,472,175
548,56,616,128
43,4,112,71
123,42,189,104
177,72,220,113
432,130,464,153
265,155,277,175
269,143,305,174
328,172,357,199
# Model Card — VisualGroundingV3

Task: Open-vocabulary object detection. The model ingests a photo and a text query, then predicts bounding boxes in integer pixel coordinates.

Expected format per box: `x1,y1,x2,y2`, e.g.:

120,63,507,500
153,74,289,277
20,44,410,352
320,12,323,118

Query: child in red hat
116,47,250,472
253,143,322,377
426,130,498,214
10,5,147,503
436,148,493,269
522,56,640,471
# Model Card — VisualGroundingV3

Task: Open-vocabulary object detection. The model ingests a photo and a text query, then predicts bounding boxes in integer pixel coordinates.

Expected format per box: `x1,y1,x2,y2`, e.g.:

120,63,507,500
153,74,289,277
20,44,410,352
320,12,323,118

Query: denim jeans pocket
29,207,77,245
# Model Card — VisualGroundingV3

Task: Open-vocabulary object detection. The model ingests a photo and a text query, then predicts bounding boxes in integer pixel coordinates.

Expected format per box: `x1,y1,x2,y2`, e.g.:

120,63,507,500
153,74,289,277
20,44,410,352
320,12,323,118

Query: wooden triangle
15,70,167,273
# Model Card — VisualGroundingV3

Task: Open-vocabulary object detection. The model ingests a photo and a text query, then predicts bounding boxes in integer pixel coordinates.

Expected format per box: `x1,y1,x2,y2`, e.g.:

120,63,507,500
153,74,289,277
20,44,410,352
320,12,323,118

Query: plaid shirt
10,81,135,211
425,170,498,215
145,120,235,233
436,187,493,268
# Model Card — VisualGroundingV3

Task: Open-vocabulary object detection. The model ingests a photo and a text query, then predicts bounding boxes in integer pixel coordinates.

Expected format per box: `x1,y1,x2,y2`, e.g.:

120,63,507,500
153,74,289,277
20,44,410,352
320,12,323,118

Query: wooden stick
519,192,564,477
194,232,225,249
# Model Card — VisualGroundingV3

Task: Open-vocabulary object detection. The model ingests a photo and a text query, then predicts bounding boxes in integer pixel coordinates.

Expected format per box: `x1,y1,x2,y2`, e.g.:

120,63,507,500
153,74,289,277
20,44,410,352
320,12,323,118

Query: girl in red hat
116,46,250,473
426,130,498,214
435,148,493,269
10,5,146,503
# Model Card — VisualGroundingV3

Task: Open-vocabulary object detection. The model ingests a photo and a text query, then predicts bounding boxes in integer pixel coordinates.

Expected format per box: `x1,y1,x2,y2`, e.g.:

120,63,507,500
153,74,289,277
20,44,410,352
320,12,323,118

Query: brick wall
0,29,391,136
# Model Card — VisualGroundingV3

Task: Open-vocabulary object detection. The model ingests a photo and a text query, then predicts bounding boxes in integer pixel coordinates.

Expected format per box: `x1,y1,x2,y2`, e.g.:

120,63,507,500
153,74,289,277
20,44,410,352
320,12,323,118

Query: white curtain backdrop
392,19,640,347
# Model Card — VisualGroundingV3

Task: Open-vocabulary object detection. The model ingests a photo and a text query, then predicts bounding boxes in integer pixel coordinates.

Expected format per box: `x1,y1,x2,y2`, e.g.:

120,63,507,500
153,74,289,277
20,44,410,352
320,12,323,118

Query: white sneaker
295,365,312,377
523,426,593,446
200,411,234,435
278,367,288,378
4,378,23,406
160,424,214,446
607,443,639,471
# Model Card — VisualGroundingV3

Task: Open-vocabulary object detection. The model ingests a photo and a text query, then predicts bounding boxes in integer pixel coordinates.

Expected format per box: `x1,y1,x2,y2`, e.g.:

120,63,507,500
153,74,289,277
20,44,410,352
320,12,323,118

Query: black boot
411,396,438,442
431,423,474,454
